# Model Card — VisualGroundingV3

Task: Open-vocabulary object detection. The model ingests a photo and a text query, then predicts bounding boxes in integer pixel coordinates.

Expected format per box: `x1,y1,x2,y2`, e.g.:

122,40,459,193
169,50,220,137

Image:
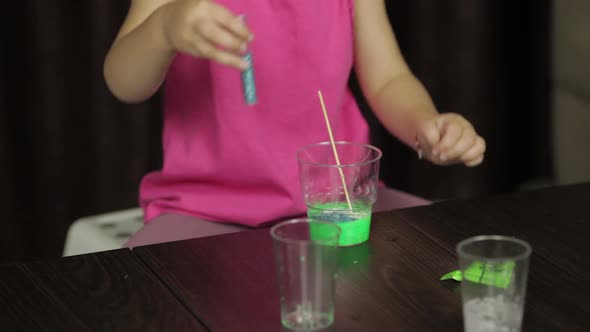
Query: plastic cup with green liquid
297,141,382,246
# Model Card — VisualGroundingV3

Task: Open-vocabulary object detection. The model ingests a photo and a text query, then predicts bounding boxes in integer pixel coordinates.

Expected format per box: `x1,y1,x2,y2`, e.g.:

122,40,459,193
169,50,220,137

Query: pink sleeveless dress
139,0,370,227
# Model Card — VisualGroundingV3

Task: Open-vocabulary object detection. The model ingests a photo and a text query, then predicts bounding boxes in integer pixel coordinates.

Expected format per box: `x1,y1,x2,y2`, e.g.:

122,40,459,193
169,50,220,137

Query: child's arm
104,0,252,103
353,0,485,167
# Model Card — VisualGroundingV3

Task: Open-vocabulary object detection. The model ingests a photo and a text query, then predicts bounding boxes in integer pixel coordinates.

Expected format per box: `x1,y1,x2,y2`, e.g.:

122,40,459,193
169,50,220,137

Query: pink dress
139,0,370,227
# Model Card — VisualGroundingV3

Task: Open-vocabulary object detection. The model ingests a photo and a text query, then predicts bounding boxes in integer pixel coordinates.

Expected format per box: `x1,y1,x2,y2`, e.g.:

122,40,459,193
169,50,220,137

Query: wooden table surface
134,182,590,331
392,183,590,331
1,183,590,331
0,249,207,332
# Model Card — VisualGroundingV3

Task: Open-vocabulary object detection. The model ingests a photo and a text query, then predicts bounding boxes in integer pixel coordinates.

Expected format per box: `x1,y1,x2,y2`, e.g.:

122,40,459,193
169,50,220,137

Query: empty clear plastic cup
271,219,341,331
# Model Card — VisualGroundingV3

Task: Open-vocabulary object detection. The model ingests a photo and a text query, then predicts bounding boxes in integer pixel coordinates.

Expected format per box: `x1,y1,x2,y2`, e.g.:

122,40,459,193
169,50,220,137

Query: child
104,0,486,247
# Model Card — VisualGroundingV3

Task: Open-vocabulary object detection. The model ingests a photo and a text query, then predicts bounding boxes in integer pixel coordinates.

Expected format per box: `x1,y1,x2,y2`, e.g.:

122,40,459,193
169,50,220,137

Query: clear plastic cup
457,235,532,332
297,141,382,246
271,219,341,331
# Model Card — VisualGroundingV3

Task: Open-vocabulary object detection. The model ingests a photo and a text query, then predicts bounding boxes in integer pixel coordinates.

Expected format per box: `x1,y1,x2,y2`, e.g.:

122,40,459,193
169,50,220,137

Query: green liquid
308,202,372,246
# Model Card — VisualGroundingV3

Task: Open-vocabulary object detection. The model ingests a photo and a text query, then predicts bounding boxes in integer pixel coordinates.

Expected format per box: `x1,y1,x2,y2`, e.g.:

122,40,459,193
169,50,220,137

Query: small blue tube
240,15,257,105
241,50,257,105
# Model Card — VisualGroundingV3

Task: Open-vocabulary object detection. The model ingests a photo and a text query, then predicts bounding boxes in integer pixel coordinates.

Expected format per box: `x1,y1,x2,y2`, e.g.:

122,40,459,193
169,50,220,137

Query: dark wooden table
1,183,590,331
0,249,207,332
133,182,590,331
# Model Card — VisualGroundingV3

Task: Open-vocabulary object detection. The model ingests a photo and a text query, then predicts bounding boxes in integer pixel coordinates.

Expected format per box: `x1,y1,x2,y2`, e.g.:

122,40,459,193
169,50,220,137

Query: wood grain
135,183,590,331
5,184,585,331
392,182,590,331
134,213,465,331
0,249,207,332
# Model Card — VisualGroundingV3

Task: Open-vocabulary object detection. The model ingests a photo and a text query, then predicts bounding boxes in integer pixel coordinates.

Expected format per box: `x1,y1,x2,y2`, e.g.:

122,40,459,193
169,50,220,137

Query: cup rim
270,218,341,245
296,141,382,168
456,235,532,262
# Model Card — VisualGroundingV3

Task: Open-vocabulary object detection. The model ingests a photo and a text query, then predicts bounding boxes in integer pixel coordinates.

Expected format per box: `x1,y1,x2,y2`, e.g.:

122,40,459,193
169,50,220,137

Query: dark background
0,0,551,263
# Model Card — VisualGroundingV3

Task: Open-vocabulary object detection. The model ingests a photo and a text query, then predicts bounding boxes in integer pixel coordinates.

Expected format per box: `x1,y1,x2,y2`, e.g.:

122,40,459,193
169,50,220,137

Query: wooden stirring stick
318,90,353,210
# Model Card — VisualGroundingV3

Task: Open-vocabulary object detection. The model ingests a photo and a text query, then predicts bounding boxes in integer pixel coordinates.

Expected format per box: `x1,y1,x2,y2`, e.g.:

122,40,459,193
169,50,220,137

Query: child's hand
416,113,486,167
160,0,253,70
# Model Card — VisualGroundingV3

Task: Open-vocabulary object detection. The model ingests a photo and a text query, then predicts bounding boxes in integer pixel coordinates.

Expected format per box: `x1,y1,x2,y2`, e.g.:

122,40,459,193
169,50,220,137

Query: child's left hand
416,113,486,167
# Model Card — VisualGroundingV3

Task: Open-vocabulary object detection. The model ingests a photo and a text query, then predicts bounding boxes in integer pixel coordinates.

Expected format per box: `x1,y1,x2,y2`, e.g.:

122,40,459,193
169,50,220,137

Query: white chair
63,208,144,257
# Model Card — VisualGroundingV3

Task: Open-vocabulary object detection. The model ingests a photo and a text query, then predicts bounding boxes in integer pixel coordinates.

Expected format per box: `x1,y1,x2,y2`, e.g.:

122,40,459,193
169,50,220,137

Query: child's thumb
418,120,441,148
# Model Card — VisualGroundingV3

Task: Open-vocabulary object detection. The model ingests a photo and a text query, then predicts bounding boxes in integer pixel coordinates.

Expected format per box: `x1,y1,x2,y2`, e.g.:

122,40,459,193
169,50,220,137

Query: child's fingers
439,126,477,162
461,136,486,166
417,120,440,151
192,37,248,70
197,20,248,56
465,155,484,167
226,15,254,42
209,4,253,43
212,49,249,70
433,121,462,157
